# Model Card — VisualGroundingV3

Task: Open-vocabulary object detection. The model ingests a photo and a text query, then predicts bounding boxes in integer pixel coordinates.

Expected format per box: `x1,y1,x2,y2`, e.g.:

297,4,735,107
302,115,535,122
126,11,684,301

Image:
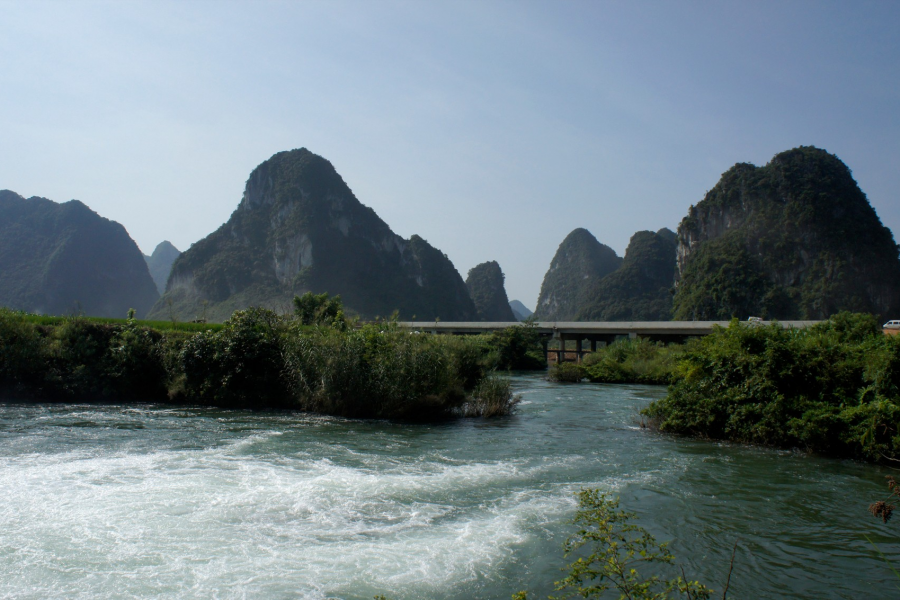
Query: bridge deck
397,320,822,336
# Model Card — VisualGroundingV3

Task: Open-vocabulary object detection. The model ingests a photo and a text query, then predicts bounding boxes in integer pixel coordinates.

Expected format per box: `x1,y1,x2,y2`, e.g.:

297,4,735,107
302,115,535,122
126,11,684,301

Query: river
0,373,896,599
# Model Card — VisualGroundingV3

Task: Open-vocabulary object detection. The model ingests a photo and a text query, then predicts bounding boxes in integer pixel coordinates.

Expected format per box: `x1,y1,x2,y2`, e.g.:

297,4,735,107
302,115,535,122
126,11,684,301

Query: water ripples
1,376,897,599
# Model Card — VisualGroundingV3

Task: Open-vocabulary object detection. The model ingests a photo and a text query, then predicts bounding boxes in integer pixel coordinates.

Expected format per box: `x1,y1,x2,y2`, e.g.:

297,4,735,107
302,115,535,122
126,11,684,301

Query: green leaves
552,490,712,600
292,292,348,330
644,314,900,461
581,338,681,385
673,147,900,321
0,306,513,418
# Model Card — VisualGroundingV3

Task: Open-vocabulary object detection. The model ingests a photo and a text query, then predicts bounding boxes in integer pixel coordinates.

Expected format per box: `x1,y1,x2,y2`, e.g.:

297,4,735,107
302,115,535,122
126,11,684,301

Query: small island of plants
549,313,900,463
0,293,539,419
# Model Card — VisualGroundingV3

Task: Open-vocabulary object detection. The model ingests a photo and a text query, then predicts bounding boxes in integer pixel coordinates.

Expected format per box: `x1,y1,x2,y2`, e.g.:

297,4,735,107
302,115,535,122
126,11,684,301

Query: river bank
0,304,537,418
551,313,900,463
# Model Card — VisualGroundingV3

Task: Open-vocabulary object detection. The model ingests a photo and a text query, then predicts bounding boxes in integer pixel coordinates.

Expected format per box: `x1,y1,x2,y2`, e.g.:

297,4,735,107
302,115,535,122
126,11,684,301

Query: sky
2,0,899,309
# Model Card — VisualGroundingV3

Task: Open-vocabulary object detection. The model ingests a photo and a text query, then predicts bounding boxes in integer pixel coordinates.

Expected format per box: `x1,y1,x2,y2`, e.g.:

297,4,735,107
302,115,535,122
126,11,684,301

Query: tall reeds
0,306,518,419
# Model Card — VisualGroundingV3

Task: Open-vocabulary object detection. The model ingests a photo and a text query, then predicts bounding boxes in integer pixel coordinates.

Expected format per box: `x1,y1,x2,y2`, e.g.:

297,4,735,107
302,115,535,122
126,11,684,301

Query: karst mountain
533,228,622,321
0,190,159,318
143,241,181,295
465,261,516,321
674,146,900,320
148,149,477,322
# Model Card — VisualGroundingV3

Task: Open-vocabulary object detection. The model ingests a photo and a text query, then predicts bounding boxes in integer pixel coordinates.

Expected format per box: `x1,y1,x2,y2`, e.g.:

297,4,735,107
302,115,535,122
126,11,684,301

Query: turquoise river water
1,373,898,599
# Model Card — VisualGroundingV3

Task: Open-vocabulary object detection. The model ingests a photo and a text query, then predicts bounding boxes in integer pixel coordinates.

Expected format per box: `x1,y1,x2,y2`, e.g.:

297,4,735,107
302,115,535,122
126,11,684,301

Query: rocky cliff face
533,228,622,321
143,241,181,295
0,190,159,317
577,228,677,321
674,146,900,320
148,148,477,322
465,261,516,321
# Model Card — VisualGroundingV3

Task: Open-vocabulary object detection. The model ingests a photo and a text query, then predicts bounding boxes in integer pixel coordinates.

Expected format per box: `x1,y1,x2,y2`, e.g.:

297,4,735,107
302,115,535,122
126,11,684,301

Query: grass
19,313,223,332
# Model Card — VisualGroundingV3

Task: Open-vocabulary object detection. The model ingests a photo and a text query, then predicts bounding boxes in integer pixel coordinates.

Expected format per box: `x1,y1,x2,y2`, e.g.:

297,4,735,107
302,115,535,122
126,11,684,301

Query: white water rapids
1,375,897,599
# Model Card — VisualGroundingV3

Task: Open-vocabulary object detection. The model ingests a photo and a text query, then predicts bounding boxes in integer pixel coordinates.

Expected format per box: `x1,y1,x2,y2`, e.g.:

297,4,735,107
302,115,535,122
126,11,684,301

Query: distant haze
1,1,898,307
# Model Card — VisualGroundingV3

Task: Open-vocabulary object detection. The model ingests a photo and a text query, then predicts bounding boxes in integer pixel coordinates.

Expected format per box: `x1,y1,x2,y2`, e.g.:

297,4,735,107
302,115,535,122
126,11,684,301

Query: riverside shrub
0,309,45,396
179,307,290,408
282,322,479,418
0,306,514,418
0,310,169,401
581,337,682,385
485,324,546,370
643,313,900,461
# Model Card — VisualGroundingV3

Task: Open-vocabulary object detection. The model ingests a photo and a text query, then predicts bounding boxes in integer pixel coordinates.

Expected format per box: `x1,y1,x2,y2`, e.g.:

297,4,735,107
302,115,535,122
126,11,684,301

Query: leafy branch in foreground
549,489,712,600
381,489,721,600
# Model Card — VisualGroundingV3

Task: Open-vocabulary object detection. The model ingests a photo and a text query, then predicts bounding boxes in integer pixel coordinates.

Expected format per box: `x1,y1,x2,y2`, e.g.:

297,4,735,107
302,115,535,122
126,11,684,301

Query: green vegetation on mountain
0,190,159,318
465,261,516,321
674,146,900,320
534,228,622,321
148,148,476,322
577,228,676,321
143,241,181,294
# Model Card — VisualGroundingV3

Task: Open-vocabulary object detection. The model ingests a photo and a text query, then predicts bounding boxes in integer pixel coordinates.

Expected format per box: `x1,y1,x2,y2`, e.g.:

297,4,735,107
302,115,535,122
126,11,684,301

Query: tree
293,292,347,330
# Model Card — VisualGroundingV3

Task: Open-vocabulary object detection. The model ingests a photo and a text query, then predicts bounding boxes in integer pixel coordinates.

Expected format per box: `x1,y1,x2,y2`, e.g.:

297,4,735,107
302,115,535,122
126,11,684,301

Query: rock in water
674,146,900,320
533,228,622,321
148,148,477,322
578,228,677,321
466,261,516,321
0,190,159,318
144,241,181,295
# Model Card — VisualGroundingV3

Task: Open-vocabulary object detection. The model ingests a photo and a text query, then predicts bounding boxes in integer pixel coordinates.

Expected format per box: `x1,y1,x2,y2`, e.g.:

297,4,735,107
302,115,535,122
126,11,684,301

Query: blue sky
2,0,898,308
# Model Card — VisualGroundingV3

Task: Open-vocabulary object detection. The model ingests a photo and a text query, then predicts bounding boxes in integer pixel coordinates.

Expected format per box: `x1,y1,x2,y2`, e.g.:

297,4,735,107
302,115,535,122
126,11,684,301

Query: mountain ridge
149,148,477,322
144,241,181,295
674,146,900,320
533,228,622,321
0,190,159,318
465,261,516,321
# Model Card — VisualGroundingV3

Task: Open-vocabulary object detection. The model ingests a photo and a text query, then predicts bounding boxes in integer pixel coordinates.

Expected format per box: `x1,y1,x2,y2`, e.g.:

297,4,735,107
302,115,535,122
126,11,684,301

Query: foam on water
0,428,580,599
2,377,898,599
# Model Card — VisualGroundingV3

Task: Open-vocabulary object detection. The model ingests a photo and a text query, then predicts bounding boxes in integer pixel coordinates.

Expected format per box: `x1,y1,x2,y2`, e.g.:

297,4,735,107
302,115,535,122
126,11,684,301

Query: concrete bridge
398,320,823,363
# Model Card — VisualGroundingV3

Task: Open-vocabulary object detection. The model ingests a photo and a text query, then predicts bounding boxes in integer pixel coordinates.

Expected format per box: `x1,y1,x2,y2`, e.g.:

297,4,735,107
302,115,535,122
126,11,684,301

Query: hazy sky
2,1,898,308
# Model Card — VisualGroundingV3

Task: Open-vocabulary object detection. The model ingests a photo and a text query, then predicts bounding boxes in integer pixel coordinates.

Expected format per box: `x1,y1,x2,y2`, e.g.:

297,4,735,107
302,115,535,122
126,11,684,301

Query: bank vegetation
0,293,542,419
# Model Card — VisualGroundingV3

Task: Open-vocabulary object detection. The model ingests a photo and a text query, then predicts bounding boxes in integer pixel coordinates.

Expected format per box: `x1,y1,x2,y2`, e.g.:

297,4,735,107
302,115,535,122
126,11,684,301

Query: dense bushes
580,337,682,384
178,308,290,407
547,362,583,383
644,313,900,461
482,323,547,370
545,337,681,384
283,323,476,418
0,305,520,418
0,310,170,401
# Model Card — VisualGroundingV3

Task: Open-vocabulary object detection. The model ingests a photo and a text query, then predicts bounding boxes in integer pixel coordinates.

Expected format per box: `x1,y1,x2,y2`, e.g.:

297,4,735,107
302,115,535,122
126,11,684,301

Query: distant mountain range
143,241,181,295
673,146,900,319
466,261,516,321
3,145,897,323
534,146,900,321
509,300,533,321
0,190,158,318
577,228,676,321
533,228,622,321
